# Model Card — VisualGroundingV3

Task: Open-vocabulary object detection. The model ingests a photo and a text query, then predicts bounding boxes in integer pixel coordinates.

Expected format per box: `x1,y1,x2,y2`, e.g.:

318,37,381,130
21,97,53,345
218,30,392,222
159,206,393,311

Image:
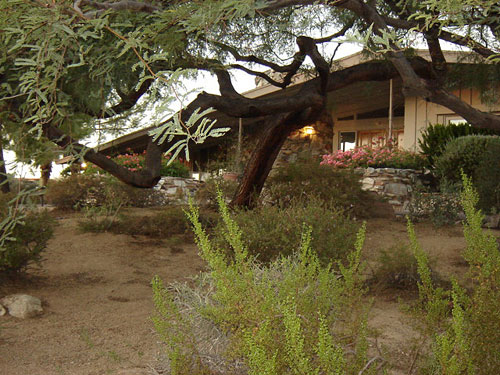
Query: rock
0,303,6,316
361,177,375,190
0,294,43,319
383,182,409,196
483,214,500,229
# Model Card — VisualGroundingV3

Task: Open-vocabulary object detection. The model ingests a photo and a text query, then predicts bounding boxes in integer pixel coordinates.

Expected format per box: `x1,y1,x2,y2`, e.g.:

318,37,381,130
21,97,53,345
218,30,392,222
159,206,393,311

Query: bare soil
0,209,497,375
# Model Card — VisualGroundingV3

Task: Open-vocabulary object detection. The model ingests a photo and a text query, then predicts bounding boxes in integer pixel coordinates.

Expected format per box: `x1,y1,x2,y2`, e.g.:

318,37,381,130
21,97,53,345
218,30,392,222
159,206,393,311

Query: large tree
1,0,499,206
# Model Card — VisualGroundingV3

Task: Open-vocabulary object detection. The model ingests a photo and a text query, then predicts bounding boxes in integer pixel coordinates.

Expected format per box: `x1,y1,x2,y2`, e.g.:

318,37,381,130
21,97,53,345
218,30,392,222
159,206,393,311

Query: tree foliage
1,0,500,205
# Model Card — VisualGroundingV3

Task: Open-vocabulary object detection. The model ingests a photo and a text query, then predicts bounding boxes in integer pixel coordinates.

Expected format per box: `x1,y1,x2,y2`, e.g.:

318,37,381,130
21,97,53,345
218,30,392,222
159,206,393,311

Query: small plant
408,185,462,227
104,206,218,239
0,209,55,273
265,157,375,217
152,192,378,375
372,245,424,291
77,204,123,233
213,198,357,264
195,176,239,209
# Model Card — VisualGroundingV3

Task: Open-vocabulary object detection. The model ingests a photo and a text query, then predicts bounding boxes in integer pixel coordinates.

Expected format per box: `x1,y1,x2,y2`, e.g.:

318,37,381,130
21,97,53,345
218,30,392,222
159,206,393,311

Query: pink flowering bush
84,149,190,178
321,144,425,170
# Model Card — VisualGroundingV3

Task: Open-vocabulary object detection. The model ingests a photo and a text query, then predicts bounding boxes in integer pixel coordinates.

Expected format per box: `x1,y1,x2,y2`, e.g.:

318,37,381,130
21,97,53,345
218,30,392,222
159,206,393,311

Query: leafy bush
265,157,376,218
408,185,462,227
371,244,443,291
80,205,219,238
152,193,375,375
77,204,122,233
46,174,167,210
214,199,357,264
435,135,500,211
419,123,498,167
84,149,190,178
321,143,426,170
411,175,500,374
195,176,239,209
0,195,55,273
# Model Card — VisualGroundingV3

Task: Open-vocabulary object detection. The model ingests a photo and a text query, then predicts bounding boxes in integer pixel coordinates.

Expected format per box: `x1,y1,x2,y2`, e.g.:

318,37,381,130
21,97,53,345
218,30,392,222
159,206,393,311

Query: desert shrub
214,199,358,264
45,174,106,209
408,185,462,227
419,123,498,168
91,206,219,238
0,209,55,273
435,135,500,212
77,204,123,233
265,157,375,217
46,174,167,210
195,176,239,208
321,143,426,170
411,175,500,374
371,244,444,291
152,193,376,375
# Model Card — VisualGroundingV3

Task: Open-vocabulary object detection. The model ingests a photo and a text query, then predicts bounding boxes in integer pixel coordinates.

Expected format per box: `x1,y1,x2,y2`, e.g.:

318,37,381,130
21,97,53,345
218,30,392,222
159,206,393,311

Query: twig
359,356,382,375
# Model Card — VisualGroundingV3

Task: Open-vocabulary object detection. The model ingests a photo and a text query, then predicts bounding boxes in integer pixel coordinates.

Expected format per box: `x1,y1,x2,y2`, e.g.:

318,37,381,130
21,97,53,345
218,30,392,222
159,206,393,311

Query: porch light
303,126,315,136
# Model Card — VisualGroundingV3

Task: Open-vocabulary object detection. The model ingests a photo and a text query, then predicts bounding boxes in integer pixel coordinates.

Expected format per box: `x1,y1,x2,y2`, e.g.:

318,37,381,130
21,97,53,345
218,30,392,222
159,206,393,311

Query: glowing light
303,126,315,135
81,162,88,169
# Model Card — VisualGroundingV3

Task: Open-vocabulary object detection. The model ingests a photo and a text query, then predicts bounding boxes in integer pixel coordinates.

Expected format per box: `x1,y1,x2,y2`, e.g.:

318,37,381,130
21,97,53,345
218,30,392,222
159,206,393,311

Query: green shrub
419,123,498,167
194,176,239,209
411,175,500,374
0,209,55,273
371,244,445,291
77,204,122,233
152,194,375,375
46,174,167,210
266,157,375,218
435,135,500,212
83,206,219,238
408,185,462,227
213,199,357,264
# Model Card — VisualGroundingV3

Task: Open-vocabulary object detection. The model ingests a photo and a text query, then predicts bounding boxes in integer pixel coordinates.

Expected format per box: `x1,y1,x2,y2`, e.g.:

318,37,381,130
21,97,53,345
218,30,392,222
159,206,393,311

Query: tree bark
40,162,52,187
0,141,10,194
231,107,321,208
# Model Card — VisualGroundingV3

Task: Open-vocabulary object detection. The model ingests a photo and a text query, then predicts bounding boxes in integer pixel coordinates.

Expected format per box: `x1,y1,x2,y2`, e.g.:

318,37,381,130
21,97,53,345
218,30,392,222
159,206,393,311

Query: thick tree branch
381,15,499,59
313,21,354,43
425,31,448,79
229,64,287,88
43,124,161,187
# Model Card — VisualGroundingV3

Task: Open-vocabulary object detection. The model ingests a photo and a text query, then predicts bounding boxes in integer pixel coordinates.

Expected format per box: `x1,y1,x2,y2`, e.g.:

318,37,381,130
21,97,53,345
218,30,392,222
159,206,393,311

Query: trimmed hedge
419,123,499,167
435,135,500,211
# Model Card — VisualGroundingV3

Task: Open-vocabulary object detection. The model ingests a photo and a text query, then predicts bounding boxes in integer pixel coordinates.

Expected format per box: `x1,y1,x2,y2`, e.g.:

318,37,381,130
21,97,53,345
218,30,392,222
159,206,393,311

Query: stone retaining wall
154,176,203,204
359,167,422,215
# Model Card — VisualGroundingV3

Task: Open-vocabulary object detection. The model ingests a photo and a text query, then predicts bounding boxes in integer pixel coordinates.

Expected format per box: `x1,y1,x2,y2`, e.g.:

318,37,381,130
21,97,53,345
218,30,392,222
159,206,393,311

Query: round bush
435,135,500,211
0,193,55,273
214,199,358,264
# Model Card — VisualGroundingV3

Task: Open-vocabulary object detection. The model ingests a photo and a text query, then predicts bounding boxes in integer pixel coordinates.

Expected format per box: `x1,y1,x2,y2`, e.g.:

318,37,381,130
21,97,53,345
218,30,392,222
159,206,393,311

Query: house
94,49,500,171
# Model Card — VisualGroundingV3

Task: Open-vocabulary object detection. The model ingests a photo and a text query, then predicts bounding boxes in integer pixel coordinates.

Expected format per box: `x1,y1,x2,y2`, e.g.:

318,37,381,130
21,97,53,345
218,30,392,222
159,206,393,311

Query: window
339,131,356,151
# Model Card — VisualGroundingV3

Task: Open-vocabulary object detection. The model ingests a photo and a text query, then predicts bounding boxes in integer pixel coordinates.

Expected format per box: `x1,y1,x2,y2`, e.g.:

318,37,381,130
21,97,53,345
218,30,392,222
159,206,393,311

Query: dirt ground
0,209,497,375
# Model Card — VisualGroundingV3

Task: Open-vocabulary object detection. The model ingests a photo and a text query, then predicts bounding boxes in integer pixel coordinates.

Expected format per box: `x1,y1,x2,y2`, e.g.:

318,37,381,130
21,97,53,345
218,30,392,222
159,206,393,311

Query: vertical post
388,79,393,143
237,118,243,167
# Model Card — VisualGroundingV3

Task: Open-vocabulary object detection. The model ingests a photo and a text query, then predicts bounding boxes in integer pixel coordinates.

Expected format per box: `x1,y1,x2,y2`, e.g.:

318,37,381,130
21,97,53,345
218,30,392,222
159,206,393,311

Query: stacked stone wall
360,167,422,215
